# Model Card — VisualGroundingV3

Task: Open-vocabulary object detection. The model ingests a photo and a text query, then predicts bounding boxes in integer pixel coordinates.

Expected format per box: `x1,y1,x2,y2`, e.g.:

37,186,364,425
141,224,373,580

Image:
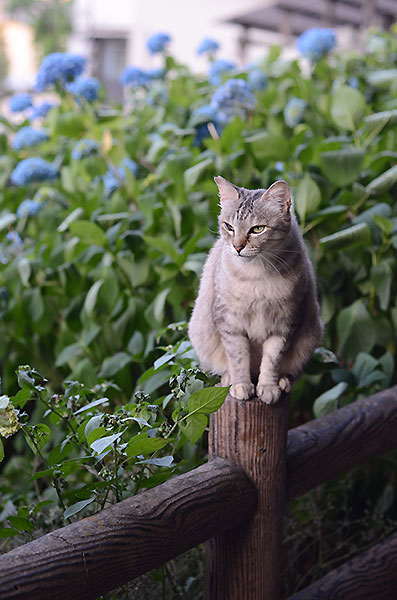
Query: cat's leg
220,332,255,400
256,335,286,404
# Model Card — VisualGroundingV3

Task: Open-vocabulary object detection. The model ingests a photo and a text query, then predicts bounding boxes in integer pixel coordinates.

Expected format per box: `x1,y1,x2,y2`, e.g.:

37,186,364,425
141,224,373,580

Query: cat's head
214,176,292,258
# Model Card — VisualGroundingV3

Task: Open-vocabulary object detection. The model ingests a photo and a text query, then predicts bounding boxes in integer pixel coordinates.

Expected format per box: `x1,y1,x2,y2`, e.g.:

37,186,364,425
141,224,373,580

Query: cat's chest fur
214,242,296,341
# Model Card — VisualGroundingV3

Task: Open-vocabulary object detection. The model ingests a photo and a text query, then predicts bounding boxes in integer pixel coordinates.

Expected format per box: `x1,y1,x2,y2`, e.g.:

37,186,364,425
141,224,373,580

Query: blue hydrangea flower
103,158,139,196
30,102,56,120
71,138,99,160
283,98,307,128
296,28,336,60
10,157,59,186
120,67,150,87
209,59,236,85
147,67,165,80
146,33,171,55
191,104,218,126
197,38,220,56
210,78,256,125
35,52,86,91
6,231,23,248
247,69,268,91
348,77,359,89
12,127,49,150
67,77,101,102
16,199,41,218
9,94,33,113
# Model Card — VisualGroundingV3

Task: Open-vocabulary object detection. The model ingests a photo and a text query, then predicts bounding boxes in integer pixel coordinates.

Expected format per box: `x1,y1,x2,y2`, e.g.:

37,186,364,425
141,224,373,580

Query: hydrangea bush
0,30,396,595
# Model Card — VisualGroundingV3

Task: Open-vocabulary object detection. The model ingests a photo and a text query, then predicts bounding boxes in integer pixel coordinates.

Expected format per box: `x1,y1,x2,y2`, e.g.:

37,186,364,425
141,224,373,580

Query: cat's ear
214,176,239,204
261,180,291,214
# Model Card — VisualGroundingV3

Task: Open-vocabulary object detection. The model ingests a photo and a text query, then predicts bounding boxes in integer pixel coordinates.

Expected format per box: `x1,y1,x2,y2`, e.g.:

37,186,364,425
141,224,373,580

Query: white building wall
69,0,274,75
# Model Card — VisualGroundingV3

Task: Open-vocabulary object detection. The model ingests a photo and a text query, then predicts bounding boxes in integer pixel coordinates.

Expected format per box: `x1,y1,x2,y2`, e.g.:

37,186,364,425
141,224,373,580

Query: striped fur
188,176,323,404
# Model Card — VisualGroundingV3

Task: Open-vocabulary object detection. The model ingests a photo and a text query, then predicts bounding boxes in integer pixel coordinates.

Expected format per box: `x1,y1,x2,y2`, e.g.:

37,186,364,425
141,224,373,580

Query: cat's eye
249,225,267,234
223,222,234,232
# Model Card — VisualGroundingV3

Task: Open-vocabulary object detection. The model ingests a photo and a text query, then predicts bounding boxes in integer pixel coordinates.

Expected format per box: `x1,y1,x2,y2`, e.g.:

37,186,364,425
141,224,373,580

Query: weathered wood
0,458,256,600
286,386,397,501
206,393,290,600
288,532,397,599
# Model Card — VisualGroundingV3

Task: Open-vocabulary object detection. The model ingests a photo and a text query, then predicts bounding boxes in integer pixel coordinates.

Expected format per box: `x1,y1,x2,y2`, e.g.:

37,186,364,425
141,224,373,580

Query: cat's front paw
230,382,255,400
256,383,281,405
278,376,291,393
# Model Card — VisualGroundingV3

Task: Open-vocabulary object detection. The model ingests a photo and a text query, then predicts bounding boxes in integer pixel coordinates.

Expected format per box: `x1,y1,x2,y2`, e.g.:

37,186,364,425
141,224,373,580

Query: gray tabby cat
188,176,323,404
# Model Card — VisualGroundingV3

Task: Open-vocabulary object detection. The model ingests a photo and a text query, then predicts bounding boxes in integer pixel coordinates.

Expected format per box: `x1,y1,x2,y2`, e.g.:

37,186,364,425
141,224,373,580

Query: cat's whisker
264,251,296,275
257,253,282,276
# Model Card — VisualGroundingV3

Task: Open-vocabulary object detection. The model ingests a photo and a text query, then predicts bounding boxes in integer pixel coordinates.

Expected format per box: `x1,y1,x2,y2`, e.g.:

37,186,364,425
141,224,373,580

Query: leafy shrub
0,26,396,596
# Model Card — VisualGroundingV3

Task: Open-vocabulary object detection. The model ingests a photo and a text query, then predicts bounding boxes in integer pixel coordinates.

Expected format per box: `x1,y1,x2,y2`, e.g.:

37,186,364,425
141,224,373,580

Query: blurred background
0,0,395,103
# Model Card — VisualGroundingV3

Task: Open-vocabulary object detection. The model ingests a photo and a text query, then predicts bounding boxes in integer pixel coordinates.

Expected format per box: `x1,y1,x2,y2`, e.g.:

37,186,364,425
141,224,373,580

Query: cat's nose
233,244,245,254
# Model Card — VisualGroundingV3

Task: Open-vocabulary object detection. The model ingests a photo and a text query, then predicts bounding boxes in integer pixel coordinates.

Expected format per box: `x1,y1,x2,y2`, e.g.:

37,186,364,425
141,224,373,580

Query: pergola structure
226,0,396,59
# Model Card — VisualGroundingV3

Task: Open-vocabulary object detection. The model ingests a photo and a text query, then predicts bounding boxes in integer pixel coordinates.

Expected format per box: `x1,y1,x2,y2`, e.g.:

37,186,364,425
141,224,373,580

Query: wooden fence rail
0,386,396,600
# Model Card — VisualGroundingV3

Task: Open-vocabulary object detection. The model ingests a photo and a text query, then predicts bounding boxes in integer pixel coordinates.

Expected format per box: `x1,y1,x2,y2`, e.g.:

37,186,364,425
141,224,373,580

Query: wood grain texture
0,458,256,600
288,532,397,599
286,386,397,501
206,393,290,600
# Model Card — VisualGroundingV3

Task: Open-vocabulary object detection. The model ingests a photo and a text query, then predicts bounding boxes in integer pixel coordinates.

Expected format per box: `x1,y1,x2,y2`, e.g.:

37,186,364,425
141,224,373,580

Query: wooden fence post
206,392,290,600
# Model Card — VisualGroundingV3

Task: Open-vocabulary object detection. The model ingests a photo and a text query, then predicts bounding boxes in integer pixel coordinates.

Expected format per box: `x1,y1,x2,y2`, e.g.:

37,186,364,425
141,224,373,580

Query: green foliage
0,27,396,596
6,0,72,59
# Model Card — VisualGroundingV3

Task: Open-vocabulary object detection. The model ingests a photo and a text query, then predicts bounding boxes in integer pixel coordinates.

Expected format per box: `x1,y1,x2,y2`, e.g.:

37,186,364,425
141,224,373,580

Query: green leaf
143,235,182,265
362,109,397,140
371,263,392,311
319,222,371,249
294,175,321,223
75,398,109,415
83,279,104,316
184,157,214,190
367,69,397,87
98,352,132,378
55,112,87,137
144,288,171,326
57,208,84,233
29,288,44,323
136,456,174,467
373,215,394,235
0,528,19,538
353,352,379,388
24,423,51,455
9,516,34,532
17,257,31,287
337,300,376,362
127,331,144,356
17,369,36,391
64,497,96,520
245,131,289,163
313,382,348,418
366,165,397,195
0,439,4,463
187,386,229,415
219,117,245,152
331,85,366,130
90,432,123,454
0,213,16,231
126,436,169,458
33,500,54,515
86,427,108,446
181,413,208,445
320,149,365,186
84,415,103,438
55,342,83,367
69,220,107,247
